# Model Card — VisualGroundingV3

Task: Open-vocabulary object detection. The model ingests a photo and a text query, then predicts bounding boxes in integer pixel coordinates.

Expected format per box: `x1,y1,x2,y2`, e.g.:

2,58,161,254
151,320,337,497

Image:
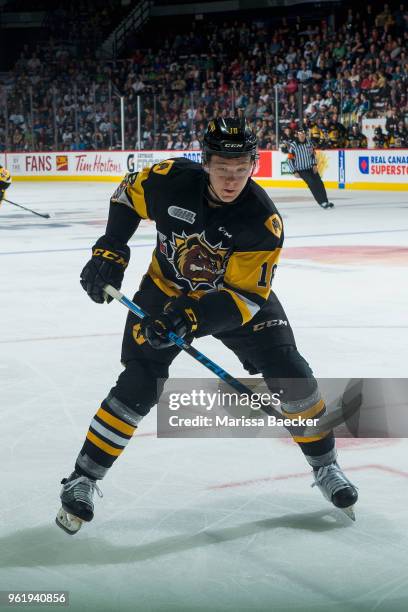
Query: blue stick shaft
104,284,255,396
103,285,334,437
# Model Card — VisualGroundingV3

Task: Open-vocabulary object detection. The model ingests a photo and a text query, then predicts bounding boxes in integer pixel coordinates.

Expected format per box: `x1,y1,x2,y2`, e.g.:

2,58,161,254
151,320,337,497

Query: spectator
187,132,201,150
173,133,186,150
2,2,407,152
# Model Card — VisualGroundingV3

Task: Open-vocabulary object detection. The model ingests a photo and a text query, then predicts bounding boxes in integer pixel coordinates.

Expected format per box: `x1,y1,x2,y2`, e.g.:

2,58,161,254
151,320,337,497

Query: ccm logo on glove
80,235,130,304
92,248,129,268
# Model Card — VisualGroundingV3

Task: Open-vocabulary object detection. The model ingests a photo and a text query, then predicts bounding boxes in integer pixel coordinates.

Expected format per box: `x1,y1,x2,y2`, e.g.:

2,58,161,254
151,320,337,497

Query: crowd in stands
3,0,125,48
280,114,408,150
0,1,407,152
44,0,128,51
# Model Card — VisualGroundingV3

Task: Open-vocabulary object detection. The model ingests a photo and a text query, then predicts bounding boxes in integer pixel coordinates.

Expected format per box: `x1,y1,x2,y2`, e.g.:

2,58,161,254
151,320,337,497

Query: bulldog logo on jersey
169,231,230,290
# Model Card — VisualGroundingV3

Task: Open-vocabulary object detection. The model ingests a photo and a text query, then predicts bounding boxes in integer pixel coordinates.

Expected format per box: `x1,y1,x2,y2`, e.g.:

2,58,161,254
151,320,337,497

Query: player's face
207,155,253,203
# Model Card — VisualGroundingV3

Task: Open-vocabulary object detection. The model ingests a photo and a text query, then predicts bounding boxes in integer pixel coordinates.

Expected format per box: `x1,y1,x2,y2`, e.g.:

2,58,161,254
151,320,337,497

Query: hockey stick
103,284,360,436
4,198,50,219
104,284,278,413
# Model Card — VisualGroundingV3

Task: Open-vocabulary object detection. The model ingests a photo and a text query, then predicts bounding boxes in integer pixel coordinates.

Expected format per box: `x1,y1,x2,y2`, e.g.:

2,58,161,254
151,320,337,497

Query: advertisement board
270,149,339,188
4,151,128,179
345,150,408,188
3,149,407,190
125,150,202,173
2,150,273,181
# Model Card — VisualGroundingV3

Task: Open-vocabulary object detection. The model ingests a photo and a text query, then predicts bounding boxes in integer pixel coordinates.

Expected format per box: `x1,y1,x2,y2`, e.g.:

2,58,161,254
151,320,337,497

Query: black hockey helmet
202,117,258,163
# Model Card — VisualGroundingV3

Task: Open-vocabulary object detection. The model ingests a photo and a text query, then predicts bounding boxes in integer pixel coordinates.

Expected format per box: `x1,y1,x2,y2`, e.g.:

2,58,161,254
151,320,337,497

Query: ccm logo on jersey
168,206,196,225
218,226,232,238
253,319,288,331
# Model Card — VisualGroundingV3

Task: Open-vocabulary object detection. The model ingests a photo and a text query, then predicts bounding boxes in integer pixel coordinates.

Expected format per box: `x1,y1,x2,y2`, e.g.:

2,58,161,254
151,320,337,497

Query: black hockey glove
80,235,130,303
141,296,200,349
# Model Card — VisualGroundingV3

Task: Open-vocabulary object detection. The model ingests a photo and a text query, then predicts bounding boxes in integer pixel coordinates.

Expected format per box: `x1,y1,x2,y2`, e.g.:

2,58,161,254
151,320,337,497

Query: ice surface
0,183,407,611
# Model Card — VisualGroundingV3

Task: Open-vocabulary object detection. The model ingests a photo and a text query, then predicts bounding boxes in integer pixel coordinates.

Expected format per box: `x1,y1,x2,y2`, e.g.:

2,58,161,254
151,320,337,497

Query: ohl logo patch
169,231,230,290
359,157,370,174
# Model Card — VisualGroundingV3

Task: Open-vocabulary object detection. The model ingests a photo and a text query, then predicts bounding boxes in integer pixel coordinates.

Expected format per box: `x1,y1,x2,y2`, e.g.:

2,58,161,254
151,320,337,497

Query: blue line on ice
1,227,408,256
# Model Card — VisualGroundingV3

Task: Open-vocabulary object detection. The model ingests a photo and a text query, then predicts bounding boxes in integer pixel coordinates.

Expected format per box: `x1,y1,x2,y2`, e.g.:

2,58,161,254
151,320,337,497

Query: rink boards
1,149,407,190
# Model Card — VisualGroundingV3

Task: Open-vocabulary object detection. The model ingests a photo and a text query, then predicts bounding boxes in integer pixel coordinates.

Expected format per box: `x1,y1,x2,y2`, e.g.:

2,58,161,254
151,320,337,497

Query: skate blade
340,505,356,521
55,507,84,535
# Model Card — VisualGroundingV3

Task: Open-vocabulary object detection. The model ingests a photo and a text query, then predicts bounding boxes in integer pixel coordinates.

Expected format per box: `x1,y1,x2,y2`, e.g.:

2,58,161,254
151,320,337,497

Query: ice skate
56,472,103,535
312,462,358,520
319,201,334,209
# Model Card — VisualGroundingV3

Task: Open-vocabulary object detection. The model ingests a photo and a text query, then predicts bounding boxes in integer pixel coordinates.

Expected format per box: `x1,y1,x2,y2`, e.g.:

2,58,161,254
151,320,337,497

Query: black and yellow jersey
309,124,323,146
327,126,341,148
346,131,368,149
388,131,407,148
110,157,283,331
0,165,11,204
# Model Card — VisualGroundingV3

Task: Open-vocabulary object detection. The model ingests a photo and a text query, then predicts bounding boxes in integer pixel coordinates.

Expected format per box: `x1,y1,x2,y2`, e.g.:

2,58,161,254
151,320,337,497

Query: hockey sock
75,399,138,480
281,395,336,466
297,431,337,468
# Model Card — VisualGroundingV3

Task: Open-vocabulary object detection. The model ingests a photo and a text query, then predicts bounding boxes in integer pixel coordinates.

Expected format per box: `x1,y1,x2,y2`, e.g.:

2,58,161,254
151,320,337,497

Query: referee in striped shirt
287,128,333,209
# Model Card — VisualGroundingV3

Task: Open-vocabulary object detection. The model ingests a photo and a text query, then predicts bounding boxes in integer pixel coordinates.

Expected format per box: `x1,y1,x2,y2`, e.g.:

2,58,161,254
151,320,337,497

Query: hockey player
330,114,347,148
56,117,358,534
346,124,368,149
319,117,332,149
309,121,323,147
0,165,12,205
388,121,407,148
373,126,389,148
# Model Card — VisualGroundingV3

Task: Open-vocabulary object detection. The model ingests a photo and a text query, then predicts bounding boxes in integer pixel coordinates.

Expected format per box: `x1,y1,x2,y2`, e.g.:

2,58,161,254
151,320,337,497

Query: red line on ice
208,464,408,490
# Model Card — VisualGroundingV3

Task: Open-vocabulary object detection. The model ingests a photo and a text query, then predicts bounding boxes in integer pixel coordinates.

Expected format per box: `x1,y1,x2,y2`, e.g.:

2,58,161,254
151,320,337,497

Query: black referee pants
297,169,328,206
